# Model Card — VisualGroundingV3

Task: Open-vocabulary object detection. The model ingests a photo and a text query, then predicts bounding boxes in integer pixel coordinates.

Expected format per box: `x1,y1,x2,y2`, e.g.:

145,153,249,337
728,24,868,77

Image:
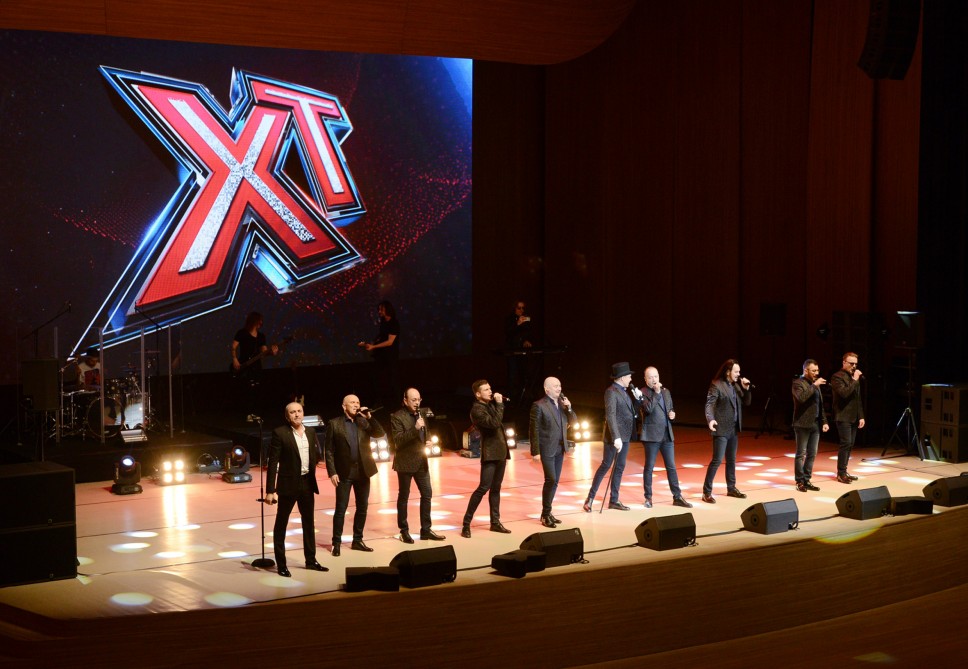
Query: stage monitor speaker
741,499,799,535
857,0,922,80
894,311,925,349
21,358,60,412
388,545,457,588
922,476,968,507
0,462,75,531
519,527,584,567
836,486,892,520
491,549,546,578
344,566,399,592
759,302,787,337
890,496,934,516
0,524,77,588
634,513,696,551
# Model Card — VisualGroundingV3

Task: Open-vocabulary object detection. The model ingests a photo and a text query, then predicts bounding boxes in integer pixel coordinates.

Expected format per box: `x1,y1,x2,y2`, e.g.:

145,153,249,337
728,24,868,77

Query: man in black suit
702,358,752,503
583,362,637,512
265,401,328,577
324,394,385,556
460,379,511,537
391,387,445,543
639,366,693,509
830,352,865,483
792,358,829,492
529,376,577,527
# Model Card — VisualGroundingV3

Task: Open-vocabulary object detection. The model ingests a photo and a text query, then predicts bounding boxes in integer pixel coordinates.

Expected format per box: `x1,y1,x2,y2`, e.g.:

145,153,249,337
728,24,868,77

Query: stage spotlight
371,437,391,462
303,415,323,428
112,455,143,495
573,419,592,442
424,434,442,458
222,446,252,483
158,458,186,485
505,426,516,449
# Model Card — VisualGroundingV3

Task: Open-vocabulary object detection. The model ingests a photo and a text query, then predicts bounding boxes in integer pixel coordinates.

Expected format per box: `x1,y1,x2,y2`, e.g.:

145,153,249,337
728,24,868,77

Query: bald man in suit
529,376,577,527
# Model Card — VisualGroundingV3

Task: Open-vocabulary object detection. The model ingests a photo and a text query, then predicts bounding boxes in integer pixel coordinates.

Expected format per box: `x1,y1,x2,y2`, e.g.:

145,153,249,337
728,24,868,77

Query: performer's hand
532,454,541,462
822,424,830,433
560,396,571,409
364,343,375,352
613,438,623,452
493,392,503,404
264,492,278,505
669,411,676,420
852,369,863,381
357,341,367,348
523,341,532,348
269,344,279,356
858,418,866,429
630,387,643,400
330,474,340,486
814,377,827,387
415,416,426,429
708,419,718,431
741,377,751,389
231,359,240,370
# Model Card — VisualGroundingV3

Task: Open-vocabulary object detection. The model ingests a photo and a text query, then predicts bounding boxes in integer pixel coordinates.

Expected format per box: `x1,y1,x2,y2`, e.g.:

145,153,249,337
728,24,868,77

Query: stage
2,427,968,667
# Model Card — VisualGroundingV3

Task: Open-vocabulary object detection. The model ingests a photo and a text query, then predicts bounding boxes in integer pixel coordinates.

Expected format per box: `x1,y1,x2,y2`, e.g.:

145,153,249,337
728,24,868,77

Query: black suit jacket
529,395,576,457
471,401,510,462
324,414,385,480
830,369,864,423
705,379,751,436
603,383,636,443
639,387,674,443
266,425,320,497
390,408,429,474
792,377,828,428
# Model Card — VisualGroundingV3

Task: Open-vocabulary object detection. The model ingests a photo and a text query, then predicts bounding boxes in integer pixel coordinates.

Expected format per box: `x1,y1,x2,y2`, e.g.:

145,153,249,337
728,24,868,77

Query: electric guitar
230,335,293,378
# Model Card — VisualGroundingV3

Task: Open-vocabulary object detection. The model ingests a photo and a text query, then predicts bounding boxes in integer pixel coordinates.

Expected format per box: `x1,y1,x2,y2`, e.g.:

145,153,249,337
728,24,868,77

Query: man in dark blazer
324,394,385,556
529,376,577,527
830,352,865,483
639,366,692,509
390,387,445,543
792,358,829,492
583,362,637,512
265,401,328,577
460,379,511,537
702,358,752,503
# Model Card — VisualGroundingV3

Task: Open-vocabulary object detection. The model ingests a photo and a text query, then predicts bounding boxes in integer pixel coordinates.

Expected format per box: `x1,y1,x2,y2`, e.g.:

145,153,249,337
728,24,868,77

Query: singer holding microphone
831,353,865,483
792,359,829,492
583,362,637,512
702,359,752,503
639,367,693,509
460,380,512,537
529,376,578,527
324,395,386,555
390,387,445,543
265,401,328,577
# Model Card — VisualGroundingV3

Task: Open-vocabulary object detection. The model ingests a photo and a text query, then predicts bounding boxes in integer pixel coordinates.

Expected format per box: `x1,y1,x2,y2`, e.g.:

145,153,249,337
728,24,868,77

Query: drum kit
60,370,149,439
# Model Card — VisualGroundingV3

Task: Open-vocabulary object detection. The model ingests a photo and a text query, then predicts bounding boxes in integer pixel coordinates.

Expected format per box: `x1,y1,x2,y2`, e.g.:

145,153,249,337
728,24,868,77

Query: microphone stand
249,414,275,570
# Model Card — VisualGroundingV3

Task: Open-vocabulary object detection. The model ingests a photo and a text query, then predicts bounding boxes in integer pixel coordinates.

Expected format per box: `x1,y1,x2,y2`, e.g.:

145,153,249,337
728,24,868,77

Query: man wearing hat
583,362,638,512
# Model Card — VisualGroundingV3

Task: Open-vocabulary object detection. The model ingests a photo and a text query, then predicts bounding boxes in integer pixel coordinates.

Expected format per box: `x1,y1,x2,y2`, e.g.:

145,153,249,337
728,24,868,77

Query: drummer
76,348,102,390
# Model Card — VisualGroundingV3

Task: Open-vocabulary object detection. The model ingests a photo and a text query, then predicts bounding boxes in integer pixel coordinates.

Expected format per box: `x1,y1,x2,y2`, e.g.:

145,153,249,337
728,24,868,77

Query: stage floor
1,427,964,621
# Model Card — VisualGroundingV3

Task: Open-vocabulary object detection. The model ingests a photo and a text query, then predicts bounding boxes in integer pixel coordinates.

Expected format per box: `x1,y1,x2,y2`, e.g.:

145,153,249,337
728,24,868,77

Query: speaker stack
0,462,77,588
740,499,799,535
634,513,696,551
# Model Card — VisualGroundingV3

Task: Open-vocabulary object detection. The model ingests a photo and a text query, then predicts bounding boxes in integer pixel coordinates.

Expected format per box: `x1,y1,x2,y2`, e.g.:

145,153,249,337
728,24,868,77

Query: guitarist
230,311,278,414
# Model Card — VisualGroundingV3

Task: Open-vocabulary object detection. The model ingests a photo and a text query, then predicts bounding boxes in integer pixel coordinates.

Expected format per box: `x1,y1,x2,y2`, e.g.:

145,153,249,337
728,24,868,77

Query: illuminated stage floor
1,427,965,620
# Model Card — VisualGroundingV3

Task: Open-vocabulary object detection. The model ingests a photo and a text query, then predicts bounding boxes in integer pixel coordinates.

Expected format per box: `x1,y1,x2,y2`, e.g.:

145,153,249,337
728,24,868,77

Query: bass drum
122,394,145,429
86,396,123,439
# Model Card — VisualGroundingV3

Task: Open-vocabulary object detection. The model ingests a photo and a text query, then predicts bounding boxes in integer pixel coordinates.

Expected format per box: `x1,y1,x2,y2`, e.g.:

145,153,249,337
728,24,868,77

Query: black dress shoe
277,567,291,577
673,496,693,508
803,481,820,491
460,525,471,538
607,501,630,511
582,499,593,513
836,474,852,484
331,544,341,557
540,516,557,528
846,473,859,481
548,514,562,525
305,560,329,572
644,497,653,509
420,530,445,541
400,530,414,544
489,523,512,533
351,540,374,552
727,489,747,499
796,482,807,492
702,493,716,504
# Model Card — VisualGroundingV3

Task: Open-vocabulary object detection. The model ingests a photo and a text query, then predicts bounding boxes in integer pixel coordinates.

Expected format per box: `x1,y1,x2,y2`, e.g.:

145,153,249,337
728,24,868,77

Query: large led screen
0,30,472,384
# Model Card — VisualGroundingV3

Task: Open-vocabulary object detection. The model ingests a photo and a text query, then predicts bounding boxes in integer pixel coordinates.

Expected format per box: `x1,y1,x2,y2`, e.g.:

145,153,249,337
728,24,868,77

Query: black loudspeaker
894,311,926,348
741,499,799,535
21,358,60,412
836,486,892,520
857,0,922,80
922,476,968,507
759,302,787,337
344,566,399,592
519,527,584,567
634,513,696,551
890,496,934,516
388,545,457,588
0,463,75,530
0,524,77,587
491,549,546,578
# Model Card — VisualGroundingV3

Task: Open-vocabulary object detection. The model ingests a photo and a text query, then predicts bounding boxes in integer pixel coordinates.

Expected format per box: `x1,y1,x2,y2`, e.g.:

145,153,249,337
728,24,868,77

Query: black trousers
462,459,507,526
272,473,316,568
